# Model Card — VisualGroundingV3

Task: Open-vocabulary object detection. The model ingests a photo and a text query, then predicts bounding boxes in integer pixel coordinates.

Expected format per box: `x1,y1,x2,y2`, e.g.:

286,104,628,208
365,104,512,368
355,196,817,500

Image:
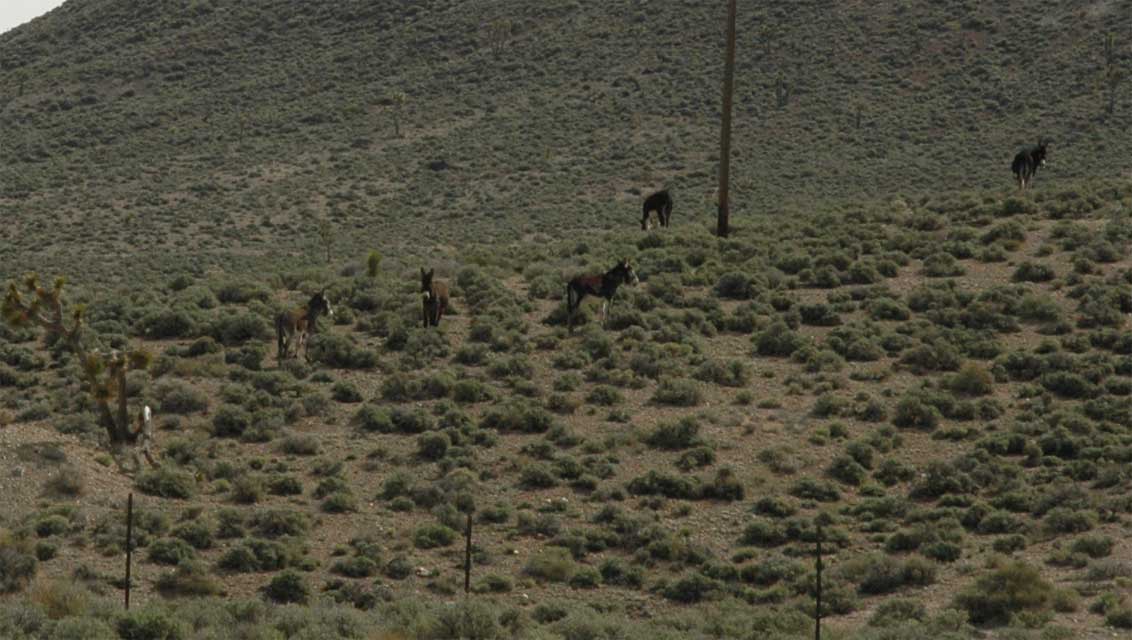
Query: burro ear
420,267,426,277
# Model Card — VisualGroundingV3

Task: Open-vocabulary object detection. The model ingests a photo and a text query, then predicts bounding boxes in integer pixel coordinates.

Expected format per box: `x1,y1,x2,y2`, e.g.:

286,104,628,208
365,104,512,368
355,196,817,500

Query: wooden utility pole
464,512,473,594
125,493,134,610
815,523,823,640
717,0,738,238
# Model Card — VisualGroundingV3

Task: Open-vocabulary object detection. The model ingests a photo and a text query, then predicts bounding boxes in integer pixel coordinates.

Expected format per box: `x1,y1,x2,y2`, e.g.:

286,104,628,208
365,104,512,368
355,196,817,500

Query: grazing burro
641,189,674,230
275,289,334,362
565,258,640,333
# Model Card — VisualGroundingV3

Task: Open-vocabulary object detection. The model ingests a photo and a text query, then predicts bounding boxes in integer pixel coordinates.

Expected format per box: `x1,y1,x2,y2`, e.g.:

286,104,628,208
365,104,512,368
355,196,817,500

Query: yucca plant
3,274,155,470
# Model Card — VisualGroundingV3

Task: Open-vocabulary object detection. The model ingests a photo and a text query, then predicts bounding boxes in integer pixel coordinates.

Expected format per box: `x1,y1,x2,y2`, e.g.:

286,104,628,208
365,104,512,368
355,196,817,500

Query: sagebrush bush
947,362,994,396
0,535,37,593
644,417,702,450
413,524,458,549
264,569,309,604
524,547,576,583
954,560,1054,626
651,378,703,406
136,468,196,499
306,333,379,369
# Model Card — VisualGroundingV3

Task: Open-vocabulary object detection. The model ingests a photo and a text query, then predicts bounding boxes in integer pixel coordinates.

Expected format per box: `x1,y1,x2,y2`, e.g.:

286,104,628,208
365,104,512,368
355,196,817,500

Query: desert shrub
868,599,927,627
892,395,940,431
1040,371,1095,399
225,344,266,371
663,573,721,603
1043,508,1095,534
1013,261,1056,283
480,399,555,433
264,570,309,604
788,478,841,502
520,464,559,489
827,455,868,486
586,385,623,406
651,378,703,406
755,322,806,357
627,470,700,499
116,607,187,640
148,538,196,566
137,308,198,339
740,519,786,547
645,417,702,450
1071,535,1114,559
868,298,911,321
218,539,297,572
524,548,576,582
417,432,450,460
268,475,303,496
330,381,363,403
715,272,754,299
922,252,963,277
43,466,84,498
306,334,378,369
154,560,220,598
322,491,358,514
702,467,744,501
693,359,751,387
154,380,209,414
250,509,309,538
676,446,716,470
212,405,251,438
947,363,993,396
954,560,1054,626
837,554,936,594
413,524,458,549
0,537,37,593
279,433,319,456
899,342,961,373
136,468,195,499
171,521,213,550
210,312,270,345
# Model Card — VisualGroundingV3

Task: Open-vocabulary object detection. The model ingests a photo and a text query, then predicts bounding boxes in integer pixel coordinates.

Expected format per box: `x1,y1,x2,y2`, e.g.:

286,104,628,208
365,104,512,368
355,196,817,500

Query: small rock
415,566,432,578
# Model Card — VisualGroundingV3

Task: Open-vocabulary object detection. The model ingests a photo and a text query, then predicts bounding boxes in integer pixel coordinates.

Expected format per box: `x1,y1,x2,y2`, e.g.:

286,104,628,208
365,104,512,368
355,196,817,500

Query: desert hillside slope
1,0,1129,284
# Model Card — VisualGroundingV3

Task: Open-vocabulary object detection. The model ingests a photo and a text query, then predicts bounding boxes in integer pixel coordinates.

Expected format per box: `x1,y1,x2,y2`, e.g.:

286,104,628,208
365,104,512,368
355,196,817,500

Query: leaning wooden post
814,522,823,640
716,0,738,239
464,512,473,594
125,492,134,610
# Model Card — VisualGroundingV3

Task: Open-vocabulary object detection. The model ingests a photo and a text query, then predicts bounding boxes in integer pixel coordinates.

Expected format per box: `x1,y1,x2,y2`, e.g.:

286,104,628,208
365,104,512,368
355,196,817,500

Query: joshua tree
774,73,792,109
487,18,513,57
2,275,156,471
367,249,382,278
389,91,407,137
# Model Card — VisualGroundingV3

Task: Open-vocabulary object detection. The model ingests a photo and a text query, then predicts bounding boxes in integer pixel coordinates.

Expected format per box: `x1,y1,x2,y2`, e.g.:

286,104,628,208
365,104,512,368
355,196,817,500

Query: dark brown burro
421,268,450,328
275,289,333,362
641,189,673,230
565,258,639,333
1011,139,1049,191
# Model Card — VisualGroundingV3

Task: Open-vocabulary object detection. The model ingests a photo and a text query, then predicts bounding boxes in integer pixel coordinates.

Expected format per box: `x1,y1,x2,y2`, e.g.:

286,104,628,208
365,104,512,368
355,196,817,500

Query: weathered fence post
815,522,823,640
464,512,473,594
125,492,134,610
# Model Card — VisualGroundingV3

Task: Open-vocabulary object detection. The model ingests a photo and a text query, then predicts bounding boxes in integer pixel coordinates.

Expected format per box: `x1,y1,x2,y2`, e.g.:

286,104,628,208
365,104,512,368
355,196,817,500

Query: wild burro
421,268,449,328
565,258,640,332
641,189,674,230
1011,139,1049,191
275,289,334,362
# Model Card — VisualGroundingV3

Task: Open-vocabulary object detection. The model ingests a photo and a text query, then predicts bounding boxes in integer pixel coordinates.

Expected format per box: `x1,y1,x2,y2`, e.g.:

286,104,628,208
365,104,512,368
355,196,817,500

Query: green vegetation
0,1,1129,637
